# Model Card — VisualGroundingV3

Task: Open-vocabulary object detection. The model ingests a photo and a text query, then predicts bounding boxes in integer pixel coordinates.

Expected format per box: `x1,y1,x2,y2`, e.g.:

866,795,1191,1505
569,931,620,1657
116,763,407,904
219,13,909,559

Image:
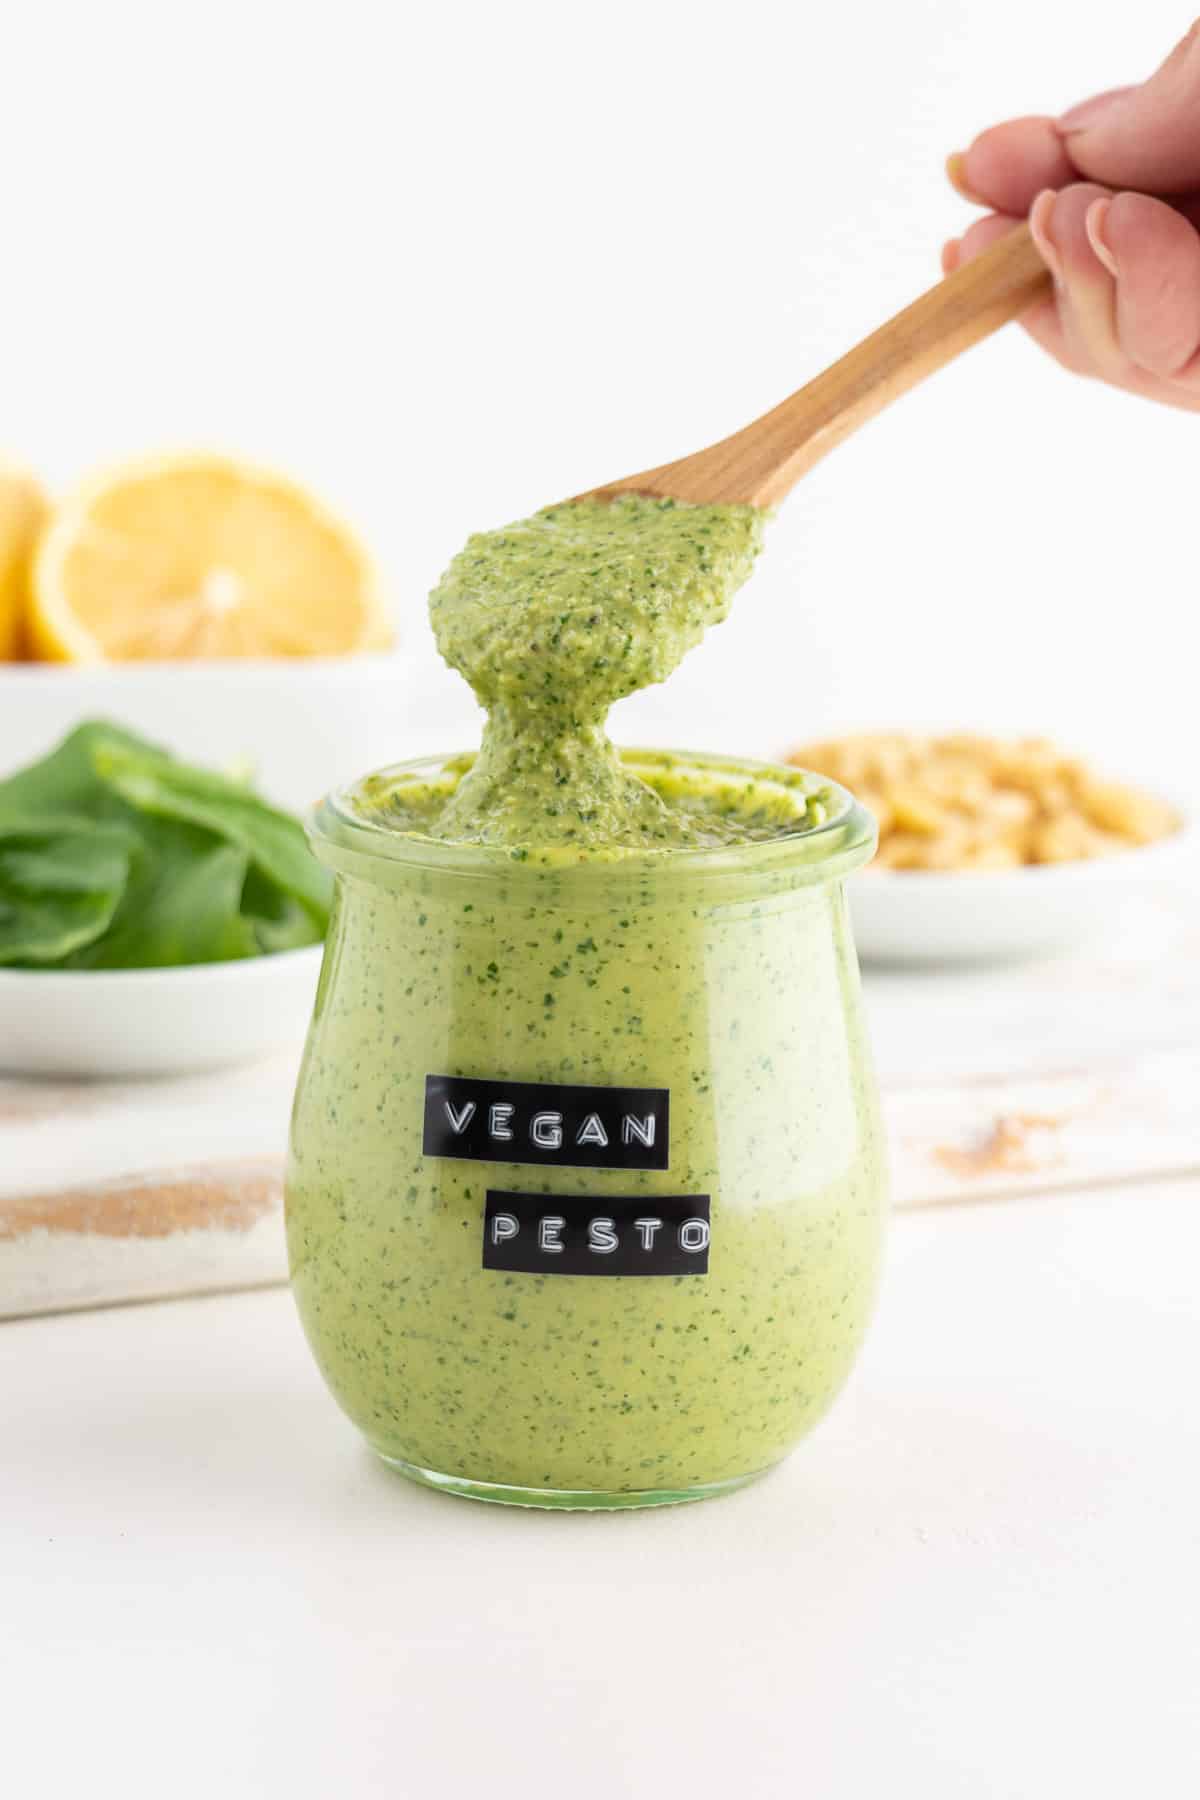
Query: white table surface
5,1176,1198,1800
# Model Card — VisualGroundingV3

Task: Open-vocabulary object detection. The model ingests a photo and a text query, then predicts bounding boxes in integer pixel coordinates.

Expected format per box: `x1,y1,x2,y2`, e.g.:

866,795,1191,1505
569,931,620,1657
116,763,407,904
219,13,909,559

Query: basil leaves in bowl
0,722,330,1075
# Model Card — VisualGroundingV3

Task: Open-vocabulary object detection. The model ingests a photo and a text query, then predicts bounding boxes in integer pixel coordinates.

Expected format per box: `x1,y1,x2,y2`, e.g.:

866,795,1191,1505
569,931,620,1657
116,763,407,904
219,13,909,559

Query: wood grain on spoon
582,224,1050,510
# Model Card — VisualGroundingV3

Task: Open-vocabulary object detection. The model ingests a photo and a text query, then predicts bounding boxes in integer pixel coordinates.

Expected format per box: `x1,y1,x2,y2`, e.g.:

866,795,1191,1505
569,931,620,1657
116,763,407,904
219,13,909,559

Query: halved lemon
29,454,392,662
0,462,49,659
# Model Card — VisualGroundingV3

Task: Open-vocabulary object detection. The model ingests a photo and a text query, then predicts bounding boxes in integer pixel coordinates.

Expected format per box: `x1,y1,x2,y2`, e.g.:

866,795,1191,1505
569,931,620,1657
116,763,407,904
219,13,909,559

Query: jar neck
312,748,877,909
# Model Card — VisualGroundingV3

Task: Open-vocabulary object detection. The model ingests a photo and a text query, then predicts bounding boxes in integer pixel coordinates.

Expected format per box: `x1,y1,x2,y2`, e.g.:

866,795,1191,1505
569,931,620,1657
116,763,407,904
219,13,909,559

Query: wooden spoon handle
590,224,1052,509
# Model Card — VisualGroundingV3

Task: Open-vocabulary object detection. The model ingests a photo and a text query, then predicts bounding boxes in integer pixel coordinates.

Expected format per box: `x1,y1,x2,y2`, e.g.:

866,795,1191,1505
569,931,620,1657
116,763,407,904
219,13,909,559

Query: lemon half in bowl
28,453,392,663
0,462,48,660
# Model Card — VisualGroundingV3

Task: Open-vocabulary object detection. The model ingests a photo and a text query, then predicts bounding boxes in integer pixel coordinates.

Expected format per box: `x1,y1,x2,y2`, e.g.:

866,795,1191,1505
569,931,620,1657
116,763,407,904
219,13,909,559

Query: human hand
944,22,1200,408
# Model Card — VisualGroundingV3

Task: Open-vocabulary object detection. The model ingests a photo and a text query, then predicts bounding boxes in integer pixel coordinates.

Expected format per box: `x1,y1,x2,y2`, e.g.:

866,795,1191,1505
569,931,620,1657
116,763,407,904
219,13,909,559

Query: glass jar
286,749,887,1509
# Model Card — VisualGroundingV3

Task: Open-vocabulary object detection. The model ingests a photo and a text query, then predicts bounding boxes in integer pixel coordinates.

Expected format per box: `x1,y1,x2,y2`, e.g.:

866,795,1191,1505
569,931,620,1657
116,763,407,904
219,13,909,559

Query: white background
4,1176,1199,1800
3,0,1198,774
5,10,1200,1799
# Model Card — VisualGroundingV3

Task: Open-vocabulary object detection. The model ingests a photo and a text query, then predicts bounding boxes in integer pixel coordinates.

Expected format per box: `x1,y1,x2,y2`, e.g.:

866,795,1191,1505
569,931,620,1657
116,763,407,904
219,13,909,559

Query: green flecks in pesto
286,830,887,1497
284,483,886,1503
425,495,767,848
356,747,841,860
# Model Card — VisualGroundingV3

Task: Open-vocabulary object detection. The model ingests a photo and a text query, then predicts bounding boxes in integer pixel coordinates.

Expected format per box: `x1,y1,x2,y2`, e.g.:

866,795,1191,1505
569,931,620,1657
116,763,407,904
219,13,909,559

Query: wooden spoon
583,224,1050,509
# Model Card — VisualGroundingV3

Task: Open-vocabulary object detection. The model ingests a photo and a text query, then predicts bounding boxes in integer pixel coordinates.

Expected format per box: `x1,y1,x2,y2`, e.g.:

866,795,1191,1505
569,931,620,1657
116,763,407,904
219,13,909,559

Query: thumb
1060,21,1200,192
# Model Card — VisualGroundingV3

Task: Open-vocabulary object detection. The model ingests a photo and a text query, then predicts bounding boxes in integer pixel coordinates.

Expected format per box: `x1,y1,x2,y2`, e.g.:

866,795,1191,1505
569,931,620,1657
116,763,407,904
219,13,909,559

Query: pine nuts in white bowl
848,809,1197,964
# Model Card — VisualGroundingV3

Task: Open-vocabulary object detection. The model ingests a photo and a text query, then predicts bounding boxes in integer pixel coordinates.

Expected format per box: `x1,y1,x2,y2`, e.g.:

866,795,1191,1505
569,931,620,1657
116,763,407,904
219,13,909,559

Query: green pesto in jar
356,746,841,861
286,493,886,1505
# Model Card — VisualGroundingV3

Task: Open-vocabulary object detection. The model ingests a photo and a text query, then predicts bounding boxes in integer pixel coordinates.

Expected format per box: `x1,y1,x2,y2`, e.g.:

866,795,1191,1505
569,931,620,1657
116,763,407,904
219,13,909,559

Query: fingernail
1058,87,1132,132
945,151,985,203
1085,198,1119,277
941,237,961,274
1028,189,1063,282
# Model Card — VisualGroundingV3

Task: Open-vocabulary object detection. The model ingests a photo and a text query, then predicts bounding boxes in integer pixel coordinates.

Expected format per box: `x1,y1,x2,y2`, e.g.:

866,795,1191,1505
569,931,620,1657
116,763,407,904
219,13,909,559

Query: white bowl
0,651,486,1078
0,654,436,812
849,814,1198,965
0,945,323,1077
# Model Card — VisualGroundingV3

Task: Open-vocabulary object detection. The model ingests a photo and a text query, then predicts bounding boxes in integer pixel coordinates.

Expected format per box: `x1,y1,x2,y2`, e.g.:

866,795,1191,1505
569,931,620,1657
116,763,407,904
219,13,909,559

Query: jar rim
310,747,877,891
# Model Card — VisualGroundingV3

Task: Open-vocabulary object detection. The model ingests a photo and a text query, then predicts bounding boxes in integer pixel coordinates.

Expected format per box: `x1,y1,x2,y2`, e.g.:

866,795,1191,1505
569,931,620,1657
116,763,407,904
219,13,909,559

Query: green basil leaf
66,831,256,969
0,821,135,965
0,722,330,970
0,721,154,826
91,740,331,925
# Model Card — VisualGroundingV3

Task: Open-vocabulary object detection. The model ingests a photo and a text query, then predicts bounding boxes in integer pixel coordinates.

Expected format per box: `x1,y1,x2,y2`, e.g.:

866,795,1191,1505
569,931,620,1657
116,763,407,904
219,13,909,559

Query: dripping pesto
423,494,772,849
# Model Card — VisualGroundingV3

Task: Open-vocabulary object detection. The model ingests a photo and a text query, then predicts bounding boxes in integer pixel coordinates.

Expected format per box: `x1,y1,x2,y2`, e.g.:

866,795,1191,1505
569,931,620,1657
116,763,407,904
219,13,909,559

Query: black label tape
482,1190,710,1276
423,1073,670,1172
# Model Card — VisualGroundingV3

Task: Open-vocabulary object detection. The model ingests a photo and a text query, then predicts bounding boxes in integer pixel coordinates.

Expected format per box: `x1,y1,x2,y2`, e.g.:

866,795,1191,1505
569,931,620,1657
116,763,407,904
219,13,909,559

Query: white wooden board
3,889,1197,1319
